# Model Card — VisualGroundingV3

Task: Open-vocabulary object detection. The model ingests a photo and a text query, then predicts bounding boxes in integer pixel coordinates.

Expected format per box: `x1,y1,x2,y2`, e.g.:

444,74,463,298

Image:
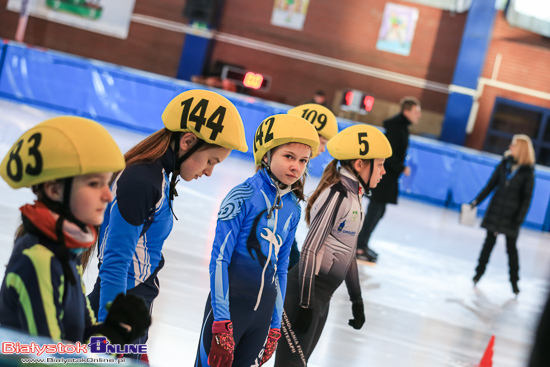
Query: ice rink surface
1,98,549,367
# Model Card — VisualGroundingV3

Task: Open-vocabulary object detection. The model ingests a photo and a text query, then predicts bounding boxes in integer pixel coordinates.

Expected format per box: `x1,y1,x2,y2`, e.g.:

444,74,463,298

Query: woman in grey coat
470,134,535,296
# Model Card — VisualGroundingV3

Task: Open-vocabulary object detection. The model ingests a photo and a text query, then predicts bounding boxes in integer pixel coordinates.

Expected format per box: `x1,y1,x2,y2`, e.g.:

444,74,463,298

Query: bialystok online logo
2,336,147,356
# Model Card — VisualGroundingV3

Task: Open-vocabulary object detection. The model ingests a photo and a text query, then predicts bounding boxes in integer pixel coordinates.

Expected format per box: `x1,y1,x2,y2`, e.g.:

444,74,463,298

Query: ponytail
305,160,340,225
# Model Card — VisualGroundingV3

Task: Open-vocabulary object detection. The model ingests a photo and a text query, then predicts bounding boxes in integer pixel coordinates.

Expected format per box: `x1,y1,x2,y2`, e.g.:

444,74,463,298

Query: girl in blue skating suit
194,114,320,367
274,124,393,367
0,116,149,346
85,90,248,359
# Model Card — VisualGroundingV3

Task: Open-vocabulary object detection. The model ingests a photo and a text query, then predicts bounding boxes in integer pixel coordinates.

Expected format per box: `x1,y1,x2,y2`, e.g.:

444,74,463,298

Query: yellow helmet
0,116,125,189
287,103,338,140
162,89,248,152
327,124,392,160
253,114,320,166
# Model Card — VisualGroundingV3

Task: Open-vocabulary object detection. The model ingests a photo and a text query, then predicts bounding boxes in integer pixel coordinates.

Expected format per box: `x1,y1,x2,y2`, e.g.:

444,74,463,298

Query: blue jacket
210,168,301,329
96,149,174,321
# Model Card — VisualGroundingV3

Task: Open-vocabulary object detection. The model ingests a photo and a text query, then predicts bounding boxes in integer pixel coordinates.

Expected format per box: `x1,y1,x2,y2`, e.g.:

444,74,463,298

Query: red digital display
243,72,264,90
344,90,354,106
222,66,271,91
362,95,375,112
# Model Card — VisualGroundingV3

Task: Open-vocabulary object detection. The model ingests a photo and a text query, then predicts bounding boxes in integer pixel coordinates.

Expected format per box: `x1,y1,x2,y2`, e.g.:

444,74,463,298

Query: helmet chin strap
169,133,205,220
342,160,372,196
262,151,286,219
37,177,85,286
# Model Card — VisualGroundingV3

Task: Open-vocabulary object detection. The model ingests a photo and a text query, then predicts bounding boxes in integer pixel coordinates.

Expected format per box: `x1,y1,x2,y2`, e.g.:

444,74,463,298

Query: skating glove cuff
209,321,234,367
348,300,365,330
260,328,281,365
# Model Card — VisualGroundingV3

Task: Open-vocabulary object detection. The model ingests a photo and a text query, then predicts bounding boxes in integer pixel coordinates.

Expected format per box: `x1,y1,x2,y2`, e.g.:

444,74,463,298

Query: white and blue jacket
96,149,174,321
210,168,301,329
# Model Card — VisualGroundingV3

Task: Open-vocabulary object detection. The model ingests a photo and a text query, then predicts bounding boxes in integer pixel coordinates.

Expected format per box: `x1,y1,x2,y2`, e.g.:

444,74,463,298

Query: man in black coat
356,97,421,263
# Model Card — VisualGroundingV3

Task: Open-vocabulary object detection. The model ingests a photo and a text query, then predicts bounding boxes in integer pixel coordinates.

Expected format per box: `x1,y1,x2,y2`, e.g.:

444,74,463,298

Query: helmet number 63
7,133,43,182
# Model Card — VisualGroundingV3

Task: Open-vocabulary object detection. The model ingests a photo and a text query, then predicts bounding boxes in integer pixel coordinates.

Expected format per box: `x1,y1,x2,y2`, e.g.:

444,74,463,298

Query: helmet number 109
358,132,369,155
180,97,226,141
7,133,43,182
300,109,327,131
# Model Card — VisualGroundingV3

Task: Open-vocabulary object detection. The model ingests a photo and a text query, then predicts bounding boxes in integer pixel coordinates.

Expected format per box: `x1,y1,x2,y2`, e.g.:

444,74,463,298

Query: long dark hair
81,128,220,271
305,159,370,225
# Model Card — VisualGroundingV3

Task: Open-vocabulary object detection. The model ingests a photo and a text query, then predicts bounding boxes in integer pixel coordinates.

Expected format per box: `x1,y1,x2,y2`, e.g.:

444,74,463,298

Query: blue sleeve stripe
214,230,232,321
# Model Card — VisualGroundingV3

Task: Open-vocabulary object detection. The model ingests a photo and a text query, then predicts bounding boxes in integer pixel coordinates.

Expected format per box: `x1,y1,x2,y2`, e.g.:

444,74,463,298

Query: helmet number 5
358,132,369,155
7,133,43,182
180,97,226,141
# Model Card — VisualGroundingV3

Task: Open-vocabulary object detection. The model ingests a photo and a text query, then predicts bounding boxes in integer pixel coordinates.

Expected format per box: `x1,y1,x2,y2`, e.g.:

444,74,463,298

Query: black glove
348,301,365,330
293,307,313,333
89,293,152,346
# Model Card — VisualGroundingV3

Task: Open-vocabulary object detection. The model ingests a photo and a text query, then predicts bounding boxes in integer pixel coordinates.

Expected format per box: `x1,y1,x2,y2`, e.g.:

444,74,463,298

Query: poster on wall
376,3,419,56
271,0,310,30
7,0,136,39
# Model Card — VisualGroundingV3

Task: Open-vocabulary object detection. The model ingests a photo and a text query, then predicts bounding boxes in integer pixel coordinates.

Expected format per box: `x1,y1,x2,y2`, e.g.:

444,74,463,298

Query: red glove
260,328,281,366
208,321,235,367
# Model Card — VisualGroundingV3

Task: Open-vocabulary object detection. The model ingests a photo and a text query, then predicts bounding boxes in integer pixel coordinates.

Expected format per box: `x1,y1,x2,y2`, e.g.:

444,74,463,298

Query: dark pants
356,200,386,253
88,257,164,359
288,239,300,270
274,266,340,367
194,288,276,367
474,231,520,283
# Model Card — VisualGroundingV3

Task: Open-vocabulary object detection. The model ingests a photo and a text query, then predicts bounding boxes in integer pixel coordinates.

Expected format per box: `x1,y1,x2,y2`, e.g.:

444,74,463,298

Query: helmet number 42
7,133,43,182
254,116,275,151
180,97,226,141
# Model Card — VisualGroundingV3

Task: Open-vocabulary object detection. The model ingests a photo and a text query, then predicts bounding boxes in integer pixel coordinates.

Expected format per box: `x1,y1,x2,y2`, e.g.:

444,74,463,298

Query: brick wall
0,0,186,77
466,11,550,150
213,0,466,115
0,1,465,127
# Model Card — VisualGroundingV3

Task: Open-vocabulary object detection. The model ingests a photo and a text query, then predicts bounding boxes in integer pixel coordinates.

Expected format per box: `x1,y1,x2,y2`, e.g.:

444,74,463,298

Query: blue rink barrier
0,41,549,231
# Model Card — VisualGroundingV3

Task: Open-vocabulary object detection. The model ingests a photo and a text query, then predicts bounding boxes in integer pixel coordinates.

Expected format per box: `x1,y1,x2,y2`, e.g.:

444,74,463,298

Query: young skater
274,123,392,367
86,89,248,356
0,116,150,345
470,134,535,296
286,103,339,270
194,114,320,367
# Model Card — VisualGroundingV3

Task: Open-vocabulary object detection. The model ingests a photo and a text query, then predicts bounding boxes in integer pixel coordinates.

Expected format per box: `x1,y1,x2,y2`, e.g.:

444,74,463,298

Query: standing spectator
307,90,328,107
470,134,535,296
355,96,421,263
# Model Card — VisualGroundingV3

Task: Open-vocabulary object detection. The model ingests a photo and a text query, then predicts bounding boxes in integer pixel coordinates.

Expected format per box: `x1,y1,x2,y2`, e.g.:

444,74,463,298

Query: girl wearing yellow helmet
274,124,392,367
0,116,150,346
194,114,319,367
84,89,248,361
286,103,339,270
